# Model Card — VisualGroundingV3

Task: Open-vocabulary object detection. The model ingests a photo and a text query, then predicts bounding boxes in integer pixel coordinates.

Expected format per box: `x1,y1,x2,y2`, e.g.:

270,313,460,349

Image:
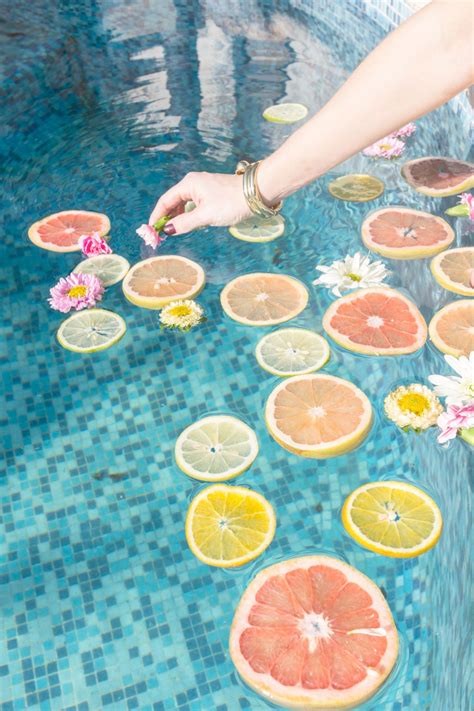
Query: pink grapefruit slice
429,300,474,357
28,210,110,252
401,156,474,197
229,555,398,709
122,255,205,309
323,287,427,356
265,374,372,458
430,247,474,297
221,273,309,326
361,207,454,259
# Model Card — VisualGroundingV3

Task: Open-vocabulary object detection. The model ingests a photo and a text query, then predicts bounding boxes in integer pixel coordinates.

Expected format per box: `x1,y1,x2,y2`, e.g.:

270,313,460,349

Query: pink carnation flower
460,192,474,221
391,122,416,139
363,135,406,159
48,272,104,313
437,403,474,444
79,232,112,257
136,224,166,249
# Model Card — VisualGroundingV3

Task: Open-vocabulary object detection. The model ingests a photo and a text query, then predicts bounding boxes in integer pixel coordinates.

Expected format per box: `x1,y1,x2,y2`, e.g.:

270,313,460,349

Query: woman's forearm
258,0,474,204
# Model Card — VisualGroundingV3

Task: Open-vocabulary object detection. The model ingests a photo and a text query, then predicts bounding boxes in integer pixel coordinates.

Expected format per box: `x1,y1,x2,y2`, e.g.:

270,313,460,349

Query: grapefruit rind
401,156,474,197
430,247,474,297
322,287,427,356
122,255,206,309
428,300,474,357
229,555,398,710
265,374,373,458
361,207,455,260
28,210,111,253
342,481,443,558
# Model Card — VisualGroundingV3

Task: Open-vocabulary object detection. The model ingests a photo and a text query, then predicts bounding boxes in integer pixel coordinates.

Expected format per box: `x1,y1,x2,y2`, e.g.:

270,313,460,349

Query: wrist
257,156,286,206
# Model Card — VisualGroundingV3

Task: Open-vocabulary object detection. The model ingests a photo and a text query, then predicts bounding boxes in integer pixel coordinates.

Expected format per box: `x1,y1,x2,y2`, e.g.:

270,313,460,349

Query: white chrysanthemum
313,252,389,297
384,384,443,431
428,352,474,405
160,300,204,331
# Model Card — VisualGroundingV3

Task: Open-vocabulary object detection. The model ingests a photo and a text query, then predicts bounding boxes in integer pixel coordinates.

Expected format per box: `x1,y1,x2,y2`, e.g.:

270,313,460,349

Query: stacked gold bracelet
235,160,283,218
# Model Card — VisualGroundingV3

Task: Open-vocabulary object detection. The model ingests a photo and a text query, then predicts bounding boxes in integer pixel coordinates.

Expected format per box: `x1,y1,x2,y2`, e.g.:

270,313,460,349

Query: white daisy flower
313,252,389,297
428,352,474,405
160,300,205,331
384,383,443,431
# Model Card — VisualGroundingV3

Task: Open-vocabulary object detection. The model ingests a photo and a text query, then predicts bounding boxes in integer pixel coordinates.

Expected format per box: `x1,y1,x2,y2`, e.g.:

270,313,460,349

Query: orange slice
429,300,474,357
221,273,308,326
122,255,205,309
430,247,474,296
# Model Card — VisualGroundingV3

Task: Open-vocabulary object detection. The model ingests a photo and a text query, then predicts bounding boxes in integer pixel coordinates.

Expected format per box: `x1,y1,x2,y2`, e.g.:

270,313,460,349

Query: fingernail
163,224,176,235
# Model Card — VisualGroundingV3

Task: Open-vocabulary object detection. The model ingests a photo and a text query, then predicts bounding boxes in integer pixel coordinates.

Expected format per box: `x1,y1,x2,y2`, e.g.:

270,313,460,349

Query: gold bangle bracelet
236,160,283,218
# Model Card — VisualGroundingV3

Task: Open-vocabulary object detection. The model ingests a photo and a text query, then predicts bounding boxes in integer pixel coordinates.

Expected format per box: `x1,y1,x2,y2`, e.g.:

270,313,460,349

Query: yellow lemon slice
262,102,308,124
328,174,384,202
342,480,443,558
57,309,126,353
255,328,330,377
185,484,276,568
73,254,130,286
229,215,285,243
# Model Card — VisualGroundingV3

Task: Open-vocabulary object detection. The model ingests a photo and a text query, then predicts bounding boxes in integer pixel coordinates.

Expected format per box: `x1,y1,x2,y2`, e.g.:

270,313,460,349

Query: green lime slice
57,309,126,353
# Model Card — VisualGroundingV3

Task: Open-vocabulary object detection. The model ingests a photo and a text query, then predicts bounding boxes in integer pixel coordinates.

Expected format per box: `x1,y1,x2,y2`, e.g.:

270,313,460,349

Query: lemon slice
342,480,443,558
256,328,330,376
185,484,276,567
175,415,259,481
229,215,285,243
73,254,130,287
262,102,308,124
57,309,126,353
328,174,385,202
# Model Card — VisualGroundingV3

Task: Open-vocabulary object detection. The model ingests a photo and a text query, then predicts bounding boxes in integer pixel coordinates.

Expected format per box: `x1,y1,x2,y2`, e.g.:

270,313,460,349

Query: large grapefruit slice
430,247,474,297
429,300,474,357
265,374,372,458
401,157,474,197
221,273,309,326
122,255,205,309
28,210,110,252
229,555,398,709
323,287,427,356
361,207,454,259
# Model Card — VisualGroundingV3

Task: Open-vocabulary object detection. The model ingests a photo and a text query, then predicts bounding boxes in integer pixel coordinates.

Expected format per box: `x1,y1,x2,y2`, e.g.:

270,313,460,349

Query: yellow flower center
347,273,361,282
397,393,429,416
168,305,192,318
68,285,87,298
379,143,392,150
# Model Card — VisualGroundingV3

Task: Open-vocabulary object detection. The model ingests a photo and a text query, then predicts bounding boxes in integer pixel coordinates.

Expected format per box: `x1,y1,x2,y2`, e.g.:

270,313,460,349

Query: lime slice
57,309,126,353
229,215,285,243
175,415,259,481
256,328,330,376
262,102,308,124
73,254,130,287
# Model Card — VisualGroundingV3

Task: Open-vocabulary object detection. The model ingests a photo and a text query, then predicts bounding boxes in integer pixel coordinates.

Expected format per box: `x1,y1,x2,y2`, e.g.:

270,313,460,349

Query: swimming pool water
1,1,472,709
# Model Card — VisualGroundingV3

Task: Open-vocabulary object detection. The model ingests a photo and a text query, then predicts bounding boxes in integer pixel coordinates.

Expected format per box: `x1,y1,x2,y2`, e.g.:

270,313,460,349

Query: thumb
164,207,208,236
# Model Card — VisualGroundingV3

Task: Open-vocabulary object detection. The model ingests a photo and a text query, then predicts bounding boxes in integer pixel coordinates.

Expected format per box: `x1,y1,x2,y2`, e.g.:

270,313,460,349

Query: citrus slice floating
328,174,384,202
323,287,427,356
28,210,110,252
430,247,474,296
175,415,259,482
221,273,308,326
262,102,308,124
429,299,474,357
57,309,126,353
342,481,442,558
229,555,398,710
401,156,474,196
361,207,454,259
122,255,205,309
256,328,330,377
74,254,130,287
265,374,372,458
185,484,276,568
229,215,285,243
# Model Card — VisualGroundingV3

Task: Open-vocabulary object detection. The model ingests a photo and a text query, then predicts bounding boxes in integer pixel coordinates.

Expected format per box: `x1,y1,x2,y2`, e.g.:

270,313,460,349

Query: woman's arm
150,0,474,235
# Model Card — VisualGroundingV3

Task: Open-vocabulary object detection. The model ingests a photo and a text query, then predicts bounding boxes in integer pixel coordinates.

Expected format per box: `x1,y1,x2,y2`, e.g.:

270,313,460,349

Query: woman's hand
149,171,251,235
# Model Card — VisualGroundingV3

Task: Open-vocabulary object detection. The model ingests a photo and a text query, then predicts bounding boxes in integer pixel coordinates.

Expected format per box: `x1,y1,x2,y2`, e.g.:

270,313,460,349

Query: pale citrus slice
401,156,474,196
361,207,454,259
229,555,398,709
342,480,443,558
256,328,330,377
323,287,427,356
122,255,205,309
430,247,474,296
328,174,384,202
28,210,110,252
73,254,130,287
57,309,126,353
429,299,474,357
185,484,276,568
221,273,308,326
229,215,285,243
175,415,259,482
262,102,308,124
265,373,372,458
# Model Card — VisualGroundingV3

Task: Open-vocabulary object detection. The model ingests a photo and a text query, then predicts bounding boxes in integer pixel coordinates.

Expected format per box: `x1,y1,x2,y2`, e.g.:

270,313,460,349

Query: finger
163,207,208,236
149,179,192,226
